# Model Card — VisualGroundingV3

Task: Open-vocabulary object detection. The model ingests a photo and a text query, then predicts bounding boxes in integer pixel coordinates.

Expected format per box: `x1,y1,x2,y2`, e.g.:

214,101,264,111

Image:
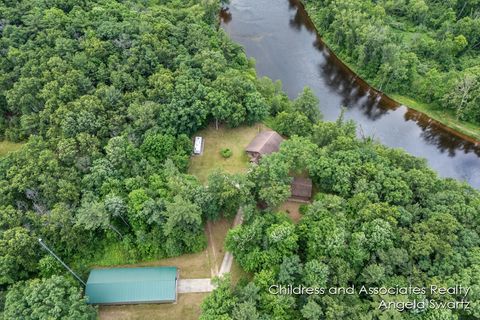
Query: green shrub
220,148,233,158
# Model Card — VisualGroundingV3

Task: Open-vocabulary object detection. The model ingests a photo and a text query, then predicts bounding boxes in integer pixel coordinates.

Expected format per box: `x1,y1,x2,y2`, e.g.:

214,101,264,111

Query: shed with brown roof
245,131,284,163
290,177,313,202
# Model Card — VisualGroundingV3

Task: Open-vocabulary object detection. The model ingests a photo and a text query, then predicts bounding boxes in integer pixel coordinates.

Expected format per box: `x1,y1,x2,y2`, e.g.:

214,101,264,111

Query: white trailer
193,136,203,155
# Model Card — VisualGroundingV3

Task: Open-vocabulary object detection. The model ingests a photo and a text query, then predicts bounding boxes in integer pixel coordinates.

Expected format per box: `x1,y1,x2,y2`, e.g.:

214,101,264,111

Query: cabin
85,266,178,305
245,131,284,163
289,177,313,202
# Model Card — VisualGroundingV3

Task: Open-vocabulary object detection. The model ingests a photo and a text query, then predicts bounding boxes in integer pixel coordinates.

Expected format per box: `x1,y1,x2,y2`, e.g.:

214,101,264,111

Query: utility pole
38,238,86,286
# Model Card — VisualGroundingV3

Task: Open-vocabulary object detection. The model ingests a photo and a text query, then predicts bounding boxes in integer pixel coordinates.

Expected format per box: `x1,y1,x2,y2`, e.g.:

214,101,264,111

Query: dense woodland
0,0,283,318
1,0,480,319
201,92,480,319
303,0,480,124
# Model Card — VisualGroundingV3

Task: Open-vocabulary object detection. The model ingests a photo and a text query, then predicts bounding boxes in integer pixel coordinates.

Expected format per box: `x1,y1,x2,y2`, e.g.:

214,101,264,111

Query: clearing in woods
188,123,267,183
99,123,262,319
0,141,23,157
98,218,238,320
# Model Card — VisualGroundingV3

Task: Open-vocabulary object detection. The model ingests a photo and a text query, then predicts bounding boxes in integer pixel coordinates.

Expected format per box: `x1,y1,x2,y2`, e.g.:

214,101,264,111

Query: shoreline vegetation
300,0,480,142
390,94,480,142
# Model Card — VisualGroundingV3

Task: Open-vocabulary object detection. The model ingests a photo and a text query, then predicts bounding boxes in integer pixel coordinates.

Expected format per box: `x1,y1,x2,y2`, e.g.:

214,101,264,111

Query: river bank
301,1,480,142
389,94,480,142
221,0,480,187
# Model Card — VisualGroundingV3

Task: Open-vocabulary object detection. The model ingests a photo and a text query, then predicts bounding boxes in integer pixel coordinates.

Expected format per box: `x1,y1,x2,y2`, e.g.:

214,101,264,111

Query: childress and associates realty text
268,285,471,311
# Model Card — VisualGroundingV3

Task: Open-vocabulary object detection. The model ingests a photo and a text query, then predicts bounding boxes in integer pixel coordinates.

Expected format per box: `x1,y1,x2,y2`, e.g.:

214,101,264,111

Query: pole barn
85,266,178,305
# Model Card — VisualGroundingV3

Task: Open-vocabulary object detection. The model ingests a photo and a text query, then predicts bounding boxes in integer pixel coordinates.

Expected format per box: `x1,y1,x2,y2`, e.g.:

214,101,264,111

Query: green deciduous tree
0,227,38,285
206,171,254,219
163,195,205,256
273,111,313,137
248,153,292,208
292,87,322,123
3,276,96,320
200,276,237,320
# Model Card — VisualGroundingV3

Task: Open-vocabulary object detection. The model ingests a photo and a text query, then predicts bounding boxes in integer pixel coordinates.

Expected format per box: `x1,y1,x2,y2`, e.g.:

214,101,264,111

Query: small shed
245,131,284,163
85,266,178,305
290,177,313,202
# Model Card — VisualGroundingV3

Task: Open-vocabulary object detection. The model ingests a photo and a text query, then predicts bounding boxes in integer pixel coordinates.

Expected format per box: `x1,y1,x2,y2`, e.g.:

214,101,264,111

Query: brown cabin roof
245,131,284,155
291,177,313,199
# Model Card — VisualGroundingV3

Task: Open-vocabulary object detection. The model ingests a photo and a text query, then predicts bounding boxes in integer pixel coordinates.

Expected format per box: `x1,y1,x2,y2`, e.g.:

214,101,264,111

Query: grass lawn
99,293,208,320
94,218,235,320
278,201,304,224
189,123,267,183
95,122,264,319
206,218,231,276
0,140,23,157
390,94,480,141
94,218,239,320
90,217,233,279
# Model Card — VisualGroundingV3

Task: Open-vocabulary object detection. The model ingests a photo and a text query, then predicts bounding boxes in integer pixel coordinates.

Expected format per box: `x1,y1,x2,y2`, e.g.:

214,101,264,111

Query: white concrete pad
178,279,215,293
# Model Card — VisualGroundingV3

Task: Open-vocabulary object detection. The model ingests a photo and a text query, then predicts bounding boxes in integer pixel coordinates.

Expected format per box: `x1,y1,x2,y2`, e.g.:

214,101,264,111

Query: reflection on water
220,0,480,188
404,110,480,158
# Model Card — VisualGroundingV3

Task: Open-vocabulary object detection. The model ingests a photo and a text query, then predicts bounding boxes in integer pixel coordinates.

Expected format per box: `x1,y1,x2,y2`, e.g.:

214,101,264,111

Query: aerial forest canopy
1,0,480,319
202,111,480,319
303,0,480,124
0,0,281,317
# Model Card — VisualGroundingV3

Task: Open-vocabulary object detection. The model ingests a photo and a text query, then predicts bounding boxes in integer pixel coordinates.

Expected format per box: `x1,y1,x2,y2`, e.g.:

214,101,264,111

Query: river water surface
221,0,480,188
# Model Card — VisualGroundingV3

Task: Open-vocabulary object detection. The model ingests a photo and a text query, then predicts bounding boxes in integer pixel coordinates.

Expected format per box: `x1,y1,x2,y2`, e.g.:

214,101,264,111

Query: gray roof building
290,177,313,202
245,131,284,163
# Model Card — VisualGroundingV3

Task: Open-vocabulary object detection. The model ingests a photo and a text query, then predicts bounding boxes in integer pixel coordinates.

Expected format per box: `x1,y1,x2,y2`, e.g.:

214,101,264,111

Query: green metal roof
85,266,177,305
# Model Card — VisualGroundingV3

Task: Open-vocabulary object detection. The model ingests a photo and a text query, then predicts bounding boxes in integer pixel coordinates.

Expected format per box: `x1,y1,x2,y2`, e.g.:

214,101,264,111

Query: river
220,0,480,188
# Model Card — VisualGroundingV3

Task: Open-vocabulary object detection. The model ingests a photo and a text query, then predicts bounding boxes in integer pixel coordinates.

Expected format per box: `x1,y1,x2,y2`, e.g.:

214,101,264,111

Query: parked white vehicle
193,136,203,155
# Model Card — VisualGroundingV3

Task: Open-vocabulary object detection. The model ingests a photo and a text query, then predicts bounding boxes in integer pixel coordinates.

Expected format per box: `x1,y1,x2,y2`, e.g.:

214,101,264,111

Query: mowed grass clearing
96,248,211,279
96,218,236,320
206,218,231,276
278,201,304,224
98,124,262,319
0,140,23,157
99,293,208,320
189,123,267,183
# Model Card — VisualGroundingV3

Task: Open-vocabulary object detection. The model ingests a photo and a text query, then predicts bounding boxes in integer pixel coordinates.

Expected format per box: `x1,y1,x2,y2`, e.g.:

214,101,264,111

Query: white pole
38,238,86,286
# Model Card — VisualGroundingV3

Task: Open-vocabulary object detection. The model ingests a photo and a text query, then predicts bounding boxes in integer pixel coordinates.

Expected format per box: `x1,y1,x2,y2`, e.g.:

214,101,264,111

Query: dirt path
206,221,219,277
181,208,244,293
218,208,243,277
